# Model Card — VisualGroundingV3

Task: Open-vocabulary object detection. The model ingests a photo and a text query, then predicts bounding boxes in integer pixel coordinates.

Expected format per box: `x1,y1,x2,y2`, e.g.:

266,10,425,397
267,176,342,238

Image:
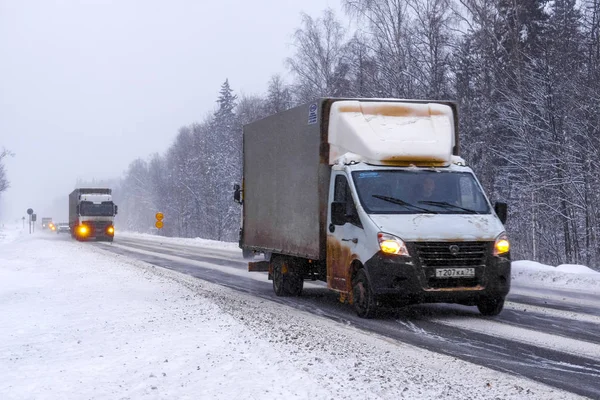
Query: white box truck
69,188,118,242
234,98,510,318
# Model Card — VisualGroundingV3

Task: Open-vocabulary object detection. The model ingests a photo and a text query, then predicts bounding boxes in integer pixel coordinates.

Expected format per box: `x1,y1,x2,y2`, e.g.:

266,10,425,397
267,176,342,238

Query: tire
477,296,505,316
352,269,377,318
271,256,304,297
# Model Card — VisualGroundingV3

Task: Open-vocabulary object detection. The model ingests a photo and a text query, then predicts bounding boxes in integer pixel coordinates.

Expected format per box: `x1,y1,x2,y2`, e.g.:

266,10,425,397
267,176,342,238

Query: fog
0,0,341,222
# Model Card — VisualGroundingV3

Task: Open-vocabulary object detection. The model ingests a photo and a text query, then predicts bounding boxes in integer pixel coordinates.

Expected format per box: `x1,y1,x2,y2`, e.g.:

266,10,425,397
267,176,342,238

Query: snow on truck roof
328,100,456,166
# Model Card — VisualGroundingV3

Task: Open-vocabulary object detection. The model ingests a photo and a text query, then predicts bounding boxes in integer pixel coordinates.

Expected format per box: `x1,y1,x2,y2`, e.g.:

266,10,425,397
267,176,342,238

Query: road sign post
27,208,33,234
155,212,164,234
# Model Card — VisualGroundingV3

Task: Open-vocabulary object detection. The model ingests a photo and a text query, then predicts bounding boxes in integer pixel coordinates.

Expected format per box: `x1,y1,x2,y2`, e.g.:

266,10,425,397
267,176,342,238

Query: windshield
80,202,115,217
352,170,491,214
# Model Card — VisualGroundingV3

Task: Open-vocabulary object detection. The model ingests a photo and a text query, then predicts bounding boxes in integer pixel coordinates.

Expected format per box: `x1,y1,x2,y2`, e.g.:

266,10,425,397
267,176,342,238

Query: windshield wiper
372,195,437,213
417,200,479,214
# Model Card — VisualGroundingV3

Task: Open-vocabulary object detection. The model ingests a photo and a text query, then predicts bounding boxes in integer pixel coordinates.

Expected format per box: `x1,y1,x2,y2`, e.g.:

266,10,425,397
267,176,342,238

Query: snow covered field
1,225,597,399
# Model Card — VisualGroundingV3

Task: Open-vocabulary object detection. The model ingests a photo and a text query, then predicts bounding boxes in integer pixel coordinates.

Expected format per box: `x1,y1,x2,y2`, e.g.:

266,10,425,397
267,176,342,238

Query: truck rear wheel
272,257,303,297
477,296,505,316
352,269,376,318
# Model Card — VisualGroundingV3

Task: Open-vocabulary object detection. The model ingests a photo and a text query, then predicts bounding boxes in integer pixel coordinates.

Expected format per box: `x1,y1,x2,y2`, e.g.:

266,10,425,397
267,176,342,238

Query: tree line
115,0,600,270
0,148,13,197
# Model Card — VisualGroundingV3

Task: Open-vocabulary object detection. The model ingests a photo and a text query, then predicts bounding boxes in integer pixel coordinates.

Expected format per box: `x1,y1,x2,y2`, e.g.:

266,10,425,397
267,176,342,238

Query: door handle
342,238,358,244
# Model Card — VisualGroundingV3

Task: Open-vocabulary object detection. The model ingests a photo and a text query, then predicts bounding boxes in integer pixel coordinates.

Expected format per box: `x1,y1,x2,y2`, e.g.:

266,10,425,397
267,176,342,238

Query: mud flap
248,261,270,272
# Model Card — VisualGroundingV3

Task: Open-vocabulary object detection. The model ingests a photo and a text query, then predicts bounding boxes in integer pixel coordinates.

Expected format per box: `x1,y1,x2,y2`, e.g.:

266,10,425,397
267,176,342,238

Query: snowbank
0,229,330,399
117,230,240,252
0,224,24,244
512,260,600,292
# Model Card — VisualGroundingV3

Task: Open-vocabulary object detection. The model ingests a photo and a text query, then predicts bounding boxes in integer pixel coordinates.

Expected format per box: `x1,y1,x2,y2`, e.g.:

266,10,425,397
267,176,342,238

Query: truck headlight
107,226,114,234
377,233,409,256
494,233,510,256
79,225,89,236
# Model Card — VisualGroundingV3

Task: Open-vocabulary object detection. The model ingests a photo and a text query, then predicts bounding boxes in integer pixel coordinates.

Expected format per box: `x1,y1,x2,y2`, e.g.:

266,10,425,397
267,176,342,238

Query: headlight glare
494,233,510,255
377,233,409,256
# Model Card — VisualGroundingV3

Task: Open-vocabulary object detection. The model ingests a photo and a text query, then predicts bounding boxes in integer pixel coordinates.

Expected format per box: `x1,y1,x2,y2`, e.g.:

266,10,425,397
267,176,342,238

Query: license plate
435,268,475,278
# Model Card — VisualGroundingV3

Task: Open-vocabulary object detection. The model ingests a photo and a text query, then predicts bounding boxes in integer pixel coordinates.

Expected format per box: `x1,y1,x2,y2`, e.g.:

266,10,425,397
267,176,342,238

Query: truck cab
42,217,53,229
326,161,510,317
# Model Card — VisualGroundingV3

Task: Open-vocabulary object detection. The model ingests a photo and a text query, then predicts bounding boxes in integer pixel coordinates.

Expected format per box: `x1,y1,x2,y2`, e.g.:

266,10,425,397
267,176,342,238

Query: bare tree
286,9,348,101
407,0,455,98
237,94,268,125
343,0,416,97
263,74,293,114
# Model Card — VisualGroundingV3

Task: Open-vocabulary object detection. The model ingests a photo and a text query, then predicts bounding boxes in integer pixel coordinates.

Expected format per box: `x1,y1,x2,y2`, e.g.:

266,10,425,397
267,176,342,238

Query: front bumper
75,221,114,240
364,243,511,306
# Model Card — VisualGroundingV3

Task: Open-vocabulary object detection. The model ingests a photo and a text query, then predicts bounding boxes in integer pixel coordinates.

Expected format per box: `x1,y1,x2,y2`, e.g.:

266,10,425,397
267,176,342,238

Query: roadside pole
27,208,33,234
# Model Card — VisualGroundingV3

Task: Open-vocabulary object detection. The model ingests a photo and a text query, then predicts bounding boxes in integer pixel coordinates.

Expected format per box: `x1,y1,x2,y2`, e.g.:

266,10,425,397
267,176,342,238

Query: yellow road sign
155,220,164,229
155,212,164,221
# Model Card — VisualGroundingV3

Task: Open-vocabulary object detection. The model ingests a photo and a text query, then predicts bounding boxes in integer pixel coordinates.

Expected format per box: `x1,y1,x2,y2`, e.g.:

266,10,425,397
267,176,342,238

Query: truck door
327,173,363,293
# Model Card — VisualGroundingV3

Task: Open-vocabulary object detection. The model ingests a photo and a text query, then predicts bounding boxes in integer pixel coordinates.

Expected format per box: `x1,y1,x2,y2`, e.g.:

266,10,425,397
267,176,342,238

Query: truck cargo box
240,98,459,261
242,101,330,260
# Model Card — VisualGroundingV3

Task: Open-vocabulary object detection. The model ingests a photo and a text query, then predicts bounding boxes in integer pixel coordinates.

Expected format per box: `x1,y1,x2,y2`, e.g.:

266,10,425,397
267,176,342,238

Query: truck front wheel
352,269,376,318
272,257,303,297
477,296,505,316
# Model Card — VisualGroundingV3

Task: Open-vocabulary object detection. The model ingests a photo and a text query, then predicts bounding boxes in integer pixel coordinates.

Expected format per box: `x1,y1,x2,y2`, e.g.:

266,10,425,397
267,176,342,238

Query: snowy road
6,229,598,399
77,233,600,399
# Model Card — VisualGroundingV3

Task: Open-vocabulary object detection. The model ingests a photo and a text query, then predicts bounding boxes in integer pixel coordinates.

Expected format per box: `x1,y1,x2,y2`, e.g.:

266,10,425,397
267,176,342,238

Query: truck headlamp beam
378,233,409,256
494,233,510,255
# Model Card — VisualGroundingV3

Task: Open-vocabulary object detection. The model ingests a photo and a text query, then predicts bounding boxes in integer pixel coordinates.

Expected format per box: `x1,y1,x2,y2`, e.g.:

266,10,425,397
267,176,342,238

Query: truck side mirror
494,202,507,224
233,184,242,204
331,202,346,225
114,205,118,215
76,205,80,214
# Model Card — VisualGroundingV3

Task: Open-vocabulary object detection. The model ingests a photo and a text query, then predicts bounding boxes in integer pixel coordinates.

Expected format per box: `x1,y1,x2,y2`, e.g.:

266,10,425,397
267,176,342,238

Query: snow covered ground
1,225,596,399
512,260,600,292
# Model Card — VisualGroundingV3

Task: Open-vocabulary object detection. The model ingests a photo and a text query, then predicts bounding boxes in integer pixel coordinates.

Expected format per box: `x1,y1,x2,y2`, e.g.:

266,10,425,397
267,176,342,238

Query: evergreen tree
206,79,240,241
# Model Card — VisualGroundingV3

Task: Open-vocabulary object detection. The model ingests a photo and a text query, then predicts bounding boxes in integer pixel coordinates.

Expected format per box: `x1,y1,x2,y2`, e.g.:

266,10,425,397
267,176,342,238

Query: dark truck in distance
69,188,118,242
42,217,53,229
234,98,511,318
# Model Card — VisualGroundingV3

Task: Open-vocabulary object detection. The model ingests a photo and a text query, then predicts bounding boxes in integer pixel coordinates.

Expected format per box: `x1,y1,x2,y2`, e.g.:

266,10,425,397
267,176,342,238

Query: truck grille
84,221,111,233
412,241,489,268
428,278,479,289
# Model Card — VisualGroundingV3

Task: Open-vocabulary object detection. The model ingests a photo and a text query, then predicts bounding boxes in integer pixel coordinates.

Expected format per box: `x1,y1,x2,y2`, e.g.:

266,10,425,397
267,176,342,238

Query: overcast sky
0,0,344,221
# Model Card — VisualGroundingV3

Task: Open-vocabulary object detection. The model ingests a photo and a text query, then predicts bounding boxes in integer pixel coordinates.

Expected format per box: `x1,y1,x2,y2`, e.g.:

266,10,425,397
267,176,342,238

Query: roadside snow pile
0,224,24,244
0,230,576,399
512,260,600,291
118,231,240,252
0,231,332,399
556,264,598,274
